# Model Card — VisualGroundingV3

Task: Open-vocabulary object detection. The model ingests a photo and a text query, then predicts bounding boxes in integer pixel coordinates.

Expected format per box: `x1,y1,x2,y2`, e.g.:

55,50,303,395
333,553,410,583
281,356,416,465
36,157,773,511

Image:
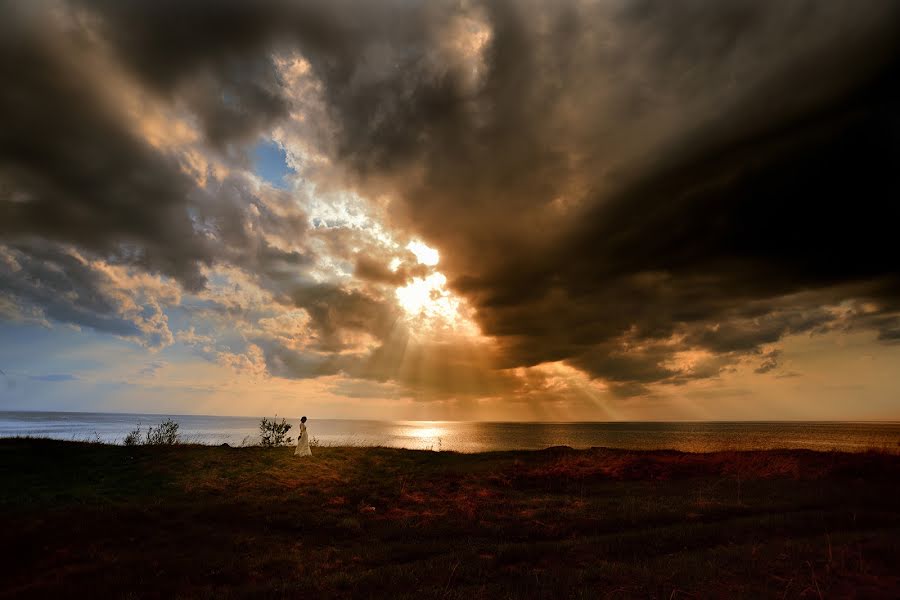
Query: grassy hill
1,438,898,598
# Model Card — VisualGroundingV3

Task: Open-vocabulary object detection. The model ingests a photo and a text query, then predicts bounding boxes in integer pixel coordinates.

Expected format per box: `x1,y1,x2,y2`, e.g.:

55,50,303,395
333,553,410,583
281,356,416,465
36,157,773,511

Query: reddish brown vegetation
512,446,900,483
1,439,898,598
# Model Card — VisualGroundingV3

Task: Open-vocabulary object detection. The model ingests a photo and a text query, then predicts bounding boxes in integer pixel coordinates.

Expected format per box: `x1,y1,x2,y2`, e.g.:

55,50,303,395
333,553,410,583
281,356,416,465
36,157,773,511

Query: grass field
1,438,898,598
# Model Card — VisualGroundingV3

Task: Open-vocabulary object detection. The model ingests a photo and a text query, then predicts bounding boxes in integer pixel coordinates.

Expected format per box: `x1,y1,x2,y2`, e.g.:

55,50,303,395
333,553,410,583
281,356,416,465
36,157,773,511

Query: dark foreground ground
1,439,899,599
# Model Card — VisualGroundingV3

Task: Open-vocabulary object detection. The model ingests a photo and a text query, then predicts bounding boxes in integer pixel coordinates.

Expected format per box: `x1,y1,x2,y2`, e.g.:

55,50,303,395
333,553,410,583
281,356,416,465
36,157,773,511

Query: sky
1,0,899,421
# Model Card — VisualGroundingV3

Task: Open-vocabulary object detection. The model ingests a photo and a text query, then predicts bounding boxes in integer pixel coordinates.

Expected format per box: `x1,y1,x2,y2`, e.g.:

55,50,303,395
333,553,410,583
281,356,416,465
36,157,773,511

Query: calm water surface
1,411,899,453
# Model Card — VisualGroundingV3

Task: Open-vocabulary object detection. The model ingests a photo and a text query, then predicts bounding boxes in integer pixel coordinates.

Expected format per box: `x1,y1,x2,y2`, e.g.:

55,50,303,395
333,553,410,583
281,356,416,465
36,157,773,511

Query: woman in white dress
295,416,312,456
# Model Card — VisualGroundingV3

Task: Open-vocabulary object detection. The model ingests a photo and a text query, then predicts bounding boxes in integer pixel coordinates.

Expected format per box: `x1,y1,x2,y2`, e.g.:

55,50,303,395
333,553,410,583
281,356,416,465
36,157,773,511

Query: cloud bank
1,0,899,406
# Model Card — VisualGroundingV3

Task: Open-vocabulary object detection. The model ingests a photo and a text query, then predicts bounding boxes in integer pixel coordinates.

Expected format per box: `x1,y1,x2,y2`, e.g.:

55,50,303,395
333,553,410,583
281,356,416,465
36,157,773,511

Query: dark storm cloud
354,256,407,286
0,3,212,291
3,0,900,395
354,255,428,286
71,0,435,152
260,341,352,380
296,0,900,391
289,283,398,353
0,1,317,343
0,2,308,295
72,0,296,149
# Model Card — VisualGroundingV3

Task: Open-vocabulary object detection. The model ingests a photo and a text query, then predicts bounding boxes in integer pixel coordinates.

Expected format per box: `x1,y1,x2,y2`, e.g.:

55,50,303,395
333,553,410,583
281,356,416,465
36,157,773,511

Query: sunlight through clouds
391,240,480,335
406,240,440,266
395,272,479,336
2,0,899,422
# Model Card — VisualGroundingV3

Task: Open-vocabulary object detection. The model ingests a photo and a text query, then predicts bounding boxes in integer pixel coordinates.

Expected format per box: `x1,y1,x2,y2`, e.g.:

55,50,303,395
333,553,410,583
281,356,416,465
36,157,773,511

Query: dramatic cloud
0,242,179,347
2,0,899,410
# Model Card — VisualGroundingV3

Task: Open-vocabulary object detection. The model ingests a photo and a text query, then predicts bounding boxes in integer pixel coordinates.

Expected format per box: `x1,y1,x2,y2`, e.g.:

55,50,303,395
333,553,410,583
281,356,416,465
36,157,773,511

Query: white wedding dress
295,422,312,456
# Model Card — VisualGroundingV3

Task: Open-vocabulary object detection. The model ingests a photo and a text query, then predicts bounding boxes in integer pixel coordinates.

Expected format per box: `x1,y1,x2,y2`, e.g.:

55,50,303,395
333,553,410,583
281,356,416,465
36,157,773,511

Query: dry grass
1,439,898,599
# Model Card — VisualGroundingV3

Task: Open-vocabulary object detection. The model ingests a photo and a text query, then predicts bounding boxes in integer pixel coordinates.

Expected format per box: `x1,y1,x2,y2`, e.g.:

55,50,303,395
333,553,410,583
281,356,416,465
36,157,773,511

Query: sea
1,411,899,453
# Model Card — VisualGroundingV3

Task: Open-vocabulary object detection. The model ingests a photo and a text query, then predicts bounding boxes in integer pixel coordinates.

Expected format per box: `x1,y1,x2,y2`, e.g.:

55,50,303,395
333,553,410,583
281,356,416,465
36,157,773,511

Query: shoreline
3,415,899,454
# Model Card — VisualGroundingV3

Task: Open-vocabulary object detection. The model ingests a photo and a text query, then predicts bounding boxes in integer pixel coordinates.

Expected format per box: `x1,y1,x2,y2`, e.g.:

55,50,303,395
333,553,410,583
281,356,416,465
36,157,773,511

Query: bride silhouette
294,416,312,457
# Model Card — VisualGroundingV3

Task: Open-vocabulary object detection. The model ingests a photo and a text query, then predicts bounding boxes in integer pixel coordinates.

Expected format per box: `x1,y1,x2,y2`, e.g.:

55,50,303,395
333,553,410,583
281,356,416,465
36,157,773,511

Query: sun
396,272,458,318
406,240,440,266
394,241,479,335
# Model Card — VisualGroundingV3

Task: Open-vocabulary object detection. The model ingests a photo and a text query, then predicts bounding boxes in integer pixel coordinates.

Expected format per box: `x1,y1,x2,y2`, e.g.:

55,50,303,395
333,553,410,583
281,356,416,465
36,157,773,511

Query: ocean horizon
2,410,898,453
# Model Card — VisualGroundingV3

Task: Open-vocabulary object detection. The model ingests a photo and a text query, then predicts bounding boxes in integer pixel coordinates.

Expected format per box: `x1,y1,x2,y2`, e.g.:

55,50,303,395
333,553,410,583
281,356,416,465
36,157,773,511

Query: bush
123,424,142,446
259,416,293,447
144,418,180,445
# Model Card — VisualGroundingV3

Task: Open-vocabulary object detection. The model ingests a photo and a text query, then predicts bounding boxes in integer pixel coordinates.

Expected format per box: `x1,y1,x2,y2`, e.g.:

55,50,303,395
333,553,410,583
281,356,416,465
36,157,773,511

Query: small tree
259,416,293,447
144,418,180,445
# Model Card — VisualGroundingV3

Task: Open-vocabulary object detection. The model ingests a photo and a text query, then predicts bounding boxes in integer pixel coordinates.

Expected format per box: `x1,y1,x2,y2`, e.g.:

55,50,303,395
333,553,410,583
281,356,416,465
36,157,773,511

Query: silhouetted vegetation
147,418,179,445
1,440,898,598
121,418,181,446
259,416,293,447
123,423,142,446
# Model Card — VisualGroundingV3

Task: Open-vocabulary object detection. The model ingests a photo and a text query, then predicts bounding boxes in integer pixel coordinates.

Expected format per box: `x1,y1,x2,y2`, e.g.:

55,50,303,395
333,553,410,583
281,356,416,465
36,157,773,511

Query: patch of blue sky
165,305,253,356
252,138,294,189
0,322,118,375
29,374,78,382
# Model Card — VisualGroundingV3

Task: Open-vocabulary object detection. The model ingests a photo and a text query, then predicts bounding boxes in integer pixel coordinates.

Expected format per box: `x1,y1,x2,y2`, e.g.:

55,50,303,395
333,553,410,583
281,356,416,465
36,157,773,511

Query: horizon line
1,408,898,425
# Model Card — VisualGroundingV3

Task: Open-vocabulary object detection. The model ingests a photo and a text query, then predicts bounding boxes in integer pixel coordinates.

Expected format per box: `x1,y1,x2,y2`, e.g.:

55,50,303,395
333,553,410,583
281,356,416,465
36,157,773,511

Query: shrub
123,424,141,446
86,431,103,444
144,418,180,445
259,416,293,447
